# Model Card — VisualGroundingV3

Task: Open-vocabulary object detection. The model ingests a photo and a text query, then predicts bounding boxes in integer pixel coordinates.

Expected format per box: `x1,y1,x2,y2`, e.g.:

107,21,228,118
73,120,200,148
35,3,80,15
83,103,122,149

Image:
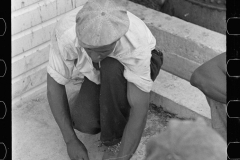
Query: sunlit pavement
12,82,174,160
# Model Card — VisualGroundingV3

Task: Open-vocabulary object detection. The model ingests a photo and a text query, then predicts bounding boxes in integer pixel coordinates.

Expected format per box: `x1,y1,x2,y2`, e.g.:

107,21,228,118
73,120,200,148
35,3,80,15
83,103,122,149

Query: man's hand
67,138,89,160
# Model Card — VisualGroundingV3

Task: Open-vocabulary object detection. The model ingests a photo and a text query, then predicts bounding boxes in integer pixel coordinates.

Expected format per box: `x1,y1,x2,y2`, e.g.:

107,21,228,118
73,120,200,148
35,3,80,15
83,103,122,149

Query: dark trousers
70,50,163,146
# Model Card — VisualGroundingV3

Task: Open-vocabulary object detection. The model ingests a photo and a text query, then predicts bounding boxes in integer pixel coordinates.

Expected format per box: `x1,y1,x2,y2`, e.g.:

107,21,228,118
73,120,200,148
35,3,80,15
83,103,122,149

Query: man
190,52,226,141
47,0,163,160
145,118,227,160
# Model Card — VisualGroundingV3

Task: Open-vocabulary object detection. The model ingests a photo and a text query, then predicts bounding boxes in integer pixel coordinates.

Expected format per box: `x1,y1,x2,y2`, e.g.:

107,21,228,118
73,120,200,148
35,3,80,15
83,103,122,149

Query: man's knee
190,68,201,87
69,94,101,135
71,116,101,134
73,122,101,135
100,57,124,79
190,68,207,93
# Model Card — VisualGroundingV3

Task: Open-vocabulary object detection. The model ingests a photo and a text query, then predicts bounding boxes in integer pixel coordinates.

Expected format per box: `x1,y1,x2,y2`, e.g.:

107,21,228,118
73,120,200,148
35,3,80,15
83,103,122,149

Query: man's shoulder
127,11,145,27
126,11,153,37
119,11,154,50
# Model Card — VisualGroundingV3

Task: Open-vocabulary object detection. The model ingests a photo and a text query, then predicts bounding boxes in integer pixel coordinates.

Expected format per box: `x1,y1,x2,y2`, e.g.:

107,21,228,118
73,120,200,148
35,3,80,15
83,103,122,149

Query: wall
12,0,87,106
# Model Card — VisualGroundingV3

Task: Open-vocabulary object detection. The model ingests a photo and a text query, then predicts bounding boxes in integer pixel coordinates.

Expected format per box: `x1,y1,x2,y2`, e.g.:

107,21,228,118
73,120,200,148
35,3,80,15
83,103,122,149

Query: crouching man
190,52,226,141
47,0,163,159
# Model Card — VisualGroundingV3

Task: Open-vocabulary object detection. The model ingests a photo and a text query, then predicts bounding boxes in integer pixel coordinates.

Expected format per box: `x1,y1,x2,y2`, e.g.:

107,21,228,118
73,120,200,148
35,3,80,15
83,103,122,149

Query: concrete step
150,70,211,125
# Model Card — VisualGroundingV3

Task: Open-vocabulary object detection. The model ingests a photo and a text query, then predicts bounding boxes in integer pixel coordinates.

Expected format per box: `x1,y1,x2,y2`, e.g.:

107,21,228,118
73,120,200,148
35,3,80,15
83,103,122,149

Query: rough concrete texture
152,70,211,120
127,1,226,81
12,81,176,160
127,1,225,55
12,95,105,160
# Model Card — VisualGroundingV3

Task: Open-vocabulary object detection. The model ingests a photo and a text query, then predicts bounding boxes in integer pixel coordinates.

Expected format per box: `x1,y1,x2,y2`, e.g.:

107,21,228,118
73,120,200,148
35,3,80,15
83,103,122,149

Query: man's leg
99,50,163,146
69,77,101,134
99,57,131,146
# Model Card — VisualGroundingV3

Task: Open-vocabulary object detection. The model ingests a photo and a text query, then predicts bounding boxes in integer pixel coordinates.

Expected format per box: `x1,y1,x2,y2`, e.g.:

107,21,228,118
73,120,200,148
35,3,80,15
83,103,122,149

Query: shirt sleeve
121,46,153,93
47,30,77,85
117,12,157,92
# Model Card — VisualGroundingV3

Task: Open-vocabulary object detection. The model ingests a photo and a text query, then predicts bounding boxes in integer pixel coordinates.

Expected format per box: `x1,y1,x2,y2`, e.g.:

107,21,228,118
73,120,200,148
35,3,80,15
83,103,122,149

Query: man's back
48,8,157,92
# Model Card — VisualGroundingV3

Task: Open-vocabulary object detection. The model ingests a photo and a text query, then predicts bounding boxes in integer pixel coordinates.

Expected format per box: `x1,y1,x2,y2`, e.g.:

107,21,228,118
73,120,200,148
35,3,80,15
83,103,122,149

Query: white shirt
47,9,156,92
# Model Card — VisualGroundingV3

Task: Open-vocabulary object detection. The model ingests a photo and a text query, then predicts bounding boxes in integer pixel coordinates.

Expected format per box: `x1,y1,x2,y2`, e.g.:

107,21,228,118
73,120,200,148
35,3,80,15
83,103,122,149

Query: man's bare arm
116,82,149,160
47,73,89,160
190,52,226,104
47,73,78,143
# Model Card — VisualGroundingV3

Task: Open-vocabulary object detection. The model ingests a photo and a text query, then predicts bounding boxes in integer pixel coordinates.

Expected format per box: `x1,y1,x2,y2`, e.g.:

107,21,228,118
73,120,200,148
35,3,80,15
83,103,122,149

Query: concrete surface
127,1,225,81
152,70,211,120
12,81,177,160
12,94,105,160
12,69,213,160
